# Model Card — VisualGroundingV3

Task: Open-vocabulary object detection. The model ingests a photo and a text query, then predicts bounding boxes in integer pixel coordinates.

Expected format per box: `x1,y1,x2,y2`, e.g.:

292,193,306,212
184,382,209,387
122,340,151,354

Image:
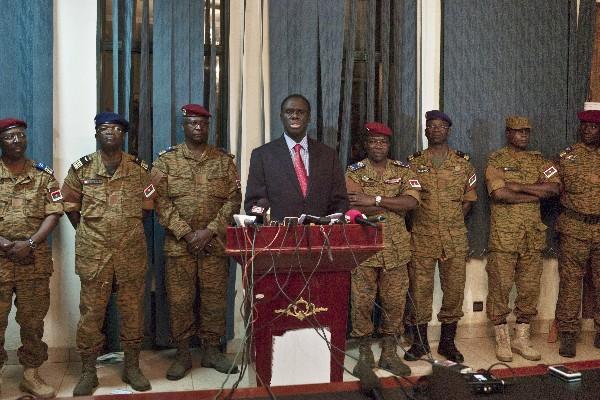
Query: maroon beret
181,104,211,118
577,110,600,124
365,122,392,137
0,118,27,133
425,110,452,127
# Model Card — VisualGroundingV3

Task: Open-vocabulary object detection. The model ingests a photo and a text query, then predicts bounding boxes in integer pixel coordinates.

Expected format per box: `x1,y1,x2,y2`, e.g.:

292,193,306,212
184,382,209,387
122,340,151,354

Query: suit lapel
276,135,303,197
306,137,319,198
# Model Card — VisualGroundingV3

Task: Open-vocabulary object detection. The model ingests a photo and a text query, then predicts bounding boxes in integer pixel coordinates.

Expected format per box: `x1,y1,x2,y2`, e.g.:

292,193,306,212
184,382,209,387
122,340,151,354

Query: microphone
345,209,378,228
298,212,344,225
249,198,270,225
367,215,385,223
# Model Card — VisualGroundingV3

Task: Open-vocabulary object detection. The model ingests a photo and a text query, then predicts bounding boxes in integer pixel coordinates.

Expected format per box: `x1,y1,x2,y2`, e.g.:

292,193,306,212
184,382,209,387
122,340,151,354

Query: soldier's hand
348,191,377,207
0,236,14,253
7,240,33,263
185,229,215,255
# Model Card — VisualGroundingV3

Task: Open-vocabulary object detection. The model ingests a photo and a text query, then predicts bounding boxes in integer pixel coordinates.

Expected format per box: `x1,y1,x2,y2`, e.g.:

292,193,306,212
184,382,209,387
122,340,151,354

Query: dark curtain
442,0,596,256
0,1,53,165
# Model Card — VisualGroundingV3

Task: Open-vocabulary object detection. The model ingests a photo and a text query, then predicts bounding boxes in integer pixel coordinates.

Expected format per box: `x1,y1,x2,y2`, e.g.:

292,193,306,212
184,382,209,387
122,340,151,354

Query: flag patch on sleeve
143,184,156,198
50,189,63,202
468,174,477,187
408,179,421,188
544,166,557,179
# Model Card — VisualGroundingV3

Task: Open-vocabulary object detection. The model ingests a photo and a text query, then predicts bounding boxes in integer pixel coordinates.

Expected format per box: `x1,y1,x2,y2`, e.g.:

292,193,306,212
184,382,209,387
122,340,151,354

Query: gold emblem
274,297,328,321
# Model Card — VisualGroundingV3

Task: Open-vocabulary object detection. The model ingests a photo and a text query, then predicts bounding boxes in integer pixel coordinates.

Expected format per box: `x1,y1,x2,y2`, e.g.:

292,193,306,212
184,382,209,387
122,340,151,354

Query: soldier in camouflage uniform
61,113,154,396
404,110,477,363
346,122,421,378
555,110,600,357
485,116,560,362
0,118,62,399
151,104,241,380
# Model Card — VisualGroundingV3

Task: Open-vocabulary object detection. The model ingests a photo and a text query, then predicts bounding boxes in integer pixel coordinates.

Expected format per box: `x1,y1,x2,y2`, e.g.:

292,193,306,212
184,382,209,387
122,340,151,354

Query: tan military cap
505,116,531,130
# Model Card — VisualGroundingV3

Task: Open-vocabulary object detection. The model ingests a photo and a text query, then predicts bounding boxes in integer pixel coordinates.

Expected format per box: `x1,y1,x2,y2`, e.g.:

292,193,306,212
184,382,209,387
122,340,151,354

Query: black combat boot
404,324,429,361
437,322,464,362
73,354,99,396
559,332,577,358
378,336,411,376
166,340,192,380
201,344,239,374
122,348,151,392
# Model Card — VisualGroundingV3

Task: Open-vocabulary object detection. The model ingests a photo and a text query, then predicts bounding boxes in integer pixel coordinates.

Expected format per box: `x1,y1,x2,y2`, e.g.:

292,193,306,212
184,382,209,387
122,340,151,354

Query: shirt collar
284,133,308,152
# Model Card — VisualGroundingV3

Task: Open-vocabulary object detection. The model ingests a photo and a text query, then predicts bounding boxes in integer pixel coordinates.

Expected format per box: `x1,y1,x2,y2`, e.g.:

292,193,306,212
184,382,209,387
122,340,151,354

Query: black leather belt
563,208,600,224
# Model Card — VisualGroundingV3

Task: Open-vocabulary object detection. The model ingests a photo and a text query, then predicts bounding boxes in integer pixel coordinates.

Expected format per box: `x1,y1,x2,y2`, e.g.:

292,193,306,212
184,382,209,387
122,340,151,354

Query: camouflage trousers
165,254,229,345
485,250,542,325
408,256,466,325
556,233,600,332
76,265,145,355
350,264,408,337
0,278,50,368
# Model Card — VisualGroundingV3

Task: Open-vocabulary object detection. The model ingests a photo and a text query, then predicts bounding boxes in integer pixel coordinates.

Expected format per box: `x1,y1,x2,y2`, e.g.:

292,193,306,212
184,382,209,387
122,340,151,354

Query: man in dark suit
244,94,348,220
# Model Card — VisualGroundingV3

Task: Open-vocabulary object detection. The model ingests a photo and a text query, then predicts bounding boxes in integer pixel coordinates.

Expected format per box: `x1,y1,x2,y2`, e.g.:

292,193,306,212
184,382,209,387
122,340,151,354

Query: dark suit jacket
244,135,349,221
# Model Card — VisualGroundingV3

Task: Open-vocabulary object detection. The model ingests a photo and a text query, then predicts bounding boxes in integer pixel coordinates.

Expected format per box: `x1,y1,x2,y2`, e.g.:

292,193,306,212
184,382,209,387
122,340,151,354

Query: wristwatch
27,238,37,250
374,195,382,207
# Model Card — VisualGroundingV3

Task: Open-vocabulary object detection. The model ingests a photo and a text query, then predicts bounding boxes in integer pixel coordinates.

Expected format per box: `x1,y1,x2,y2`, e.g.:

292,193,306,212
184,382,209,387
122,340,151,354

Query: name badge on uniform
83,178,103,185
384,177,402,184
50,189,63,202
12,198,23,207
416,166,429,173
544,166,558,179
361,176,372,182
408,179,421,188
108,193,120,206
143,184,155,198
502,167,518,172
468,174,477,187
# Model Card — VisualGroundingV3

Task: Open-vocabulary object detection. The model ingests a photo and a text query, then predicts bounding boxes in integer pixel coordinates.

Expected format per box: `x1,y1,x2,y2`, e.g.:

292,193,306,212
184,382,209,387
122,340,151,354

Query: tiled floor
1,332,599,399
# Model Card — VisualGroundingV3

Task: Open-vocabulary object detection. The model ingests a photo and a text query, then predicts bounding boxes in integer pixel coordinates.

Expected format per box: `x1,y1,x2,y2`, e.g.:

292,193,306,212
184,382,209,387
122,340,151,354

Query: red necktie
293,143,308,197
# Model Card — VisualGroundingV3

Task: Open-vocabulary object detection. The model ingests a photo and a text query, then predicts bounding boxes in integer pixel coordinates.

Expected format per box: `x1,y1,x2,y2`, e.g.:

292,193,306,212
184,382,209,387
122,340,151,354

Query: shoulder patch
33,161,54,175
454,150,470,161
133,157,149,171
392,160,410,168
72,155,92,171
347,161,365,172
217,147,235,159
158,146,175,157
407,151,422,162
559,146,573,158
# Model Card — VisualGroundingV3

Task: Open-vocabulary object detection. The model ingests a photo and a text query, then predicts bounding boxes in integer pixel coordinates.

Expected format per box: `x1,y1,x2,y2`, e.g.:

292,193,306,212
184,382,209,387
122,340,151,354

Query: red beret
577,110,600,124
0,118,27,133
181,104,211,118
365,122,392,136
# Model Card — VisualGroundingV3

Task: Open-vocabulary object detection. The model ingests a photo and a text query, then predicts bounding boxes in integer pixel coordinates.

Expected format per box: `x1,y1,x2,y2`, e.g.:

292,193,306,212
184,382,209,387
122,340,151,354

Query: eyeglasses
367,138,390,146
283,109,309,118
425,124,449,130
0,131,26,141
184,120,209,128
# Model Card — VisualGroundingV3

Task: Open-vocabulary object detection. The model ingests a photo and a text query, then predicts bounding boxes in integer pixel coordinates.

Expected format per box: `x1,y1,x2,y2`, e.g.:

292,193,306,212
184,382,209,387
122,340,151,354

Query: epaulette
392,160,410,168
158,147,175,156
559,146,573,158
454,150,470,161
72,155,92,170
407,151,422,162
133,157,149,171
33,161,54,175
347,161,365,171
217,147,235,159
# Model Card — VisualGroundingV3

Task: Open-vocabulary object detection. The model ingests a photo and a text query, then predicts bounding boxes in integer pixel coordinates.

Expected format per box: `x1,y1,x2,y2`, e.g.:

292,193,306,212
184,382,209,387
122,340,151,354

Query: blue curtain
0,1,53,166
442,0,595,256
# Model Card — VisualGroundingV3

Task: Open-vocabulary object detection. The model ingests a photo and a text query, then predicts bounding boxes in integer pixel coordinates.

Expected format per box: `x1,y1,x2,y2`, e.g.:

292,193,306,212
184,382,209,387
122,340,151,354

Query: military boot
437,322,464,363
494,324,513,362
404,324,429,361
73,354,99,396
166,340,192,380
378,336,411,376
559,332,577,358
19,368,56,399
122,348,151,392
201,344,239,374
511,323,540,361
353,337,376,376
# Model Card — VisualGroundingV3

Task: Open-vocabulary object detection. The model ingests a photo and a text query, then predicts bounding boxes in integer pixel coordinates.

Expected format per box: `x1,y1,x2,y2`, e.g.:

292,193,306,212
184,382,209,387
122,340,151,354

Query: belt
562,208,600,225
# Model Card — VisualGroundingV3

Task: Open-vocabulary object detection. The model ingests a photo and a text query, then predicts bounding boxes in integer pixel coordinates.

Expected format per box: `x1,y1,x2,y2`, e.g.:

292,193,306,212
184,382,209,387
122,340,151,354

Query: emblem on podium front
274,297,328,321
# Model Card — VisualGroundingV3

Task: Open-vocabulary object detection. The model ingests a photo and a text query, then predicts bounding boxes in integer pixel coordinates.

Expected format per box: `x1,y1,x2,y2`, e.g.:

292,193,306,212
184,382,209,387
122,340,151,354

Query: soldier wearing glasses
404,110,477,363
555,110,600,358
0,118,62,398
151,104,241,380
62,112,154,396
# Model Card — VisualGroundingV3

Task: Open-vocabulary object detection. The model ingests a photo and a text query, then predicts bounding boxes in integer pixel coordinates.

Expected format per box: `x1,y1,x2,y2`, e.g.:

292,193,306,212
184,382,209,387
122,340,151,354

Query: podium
226,224,383,385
